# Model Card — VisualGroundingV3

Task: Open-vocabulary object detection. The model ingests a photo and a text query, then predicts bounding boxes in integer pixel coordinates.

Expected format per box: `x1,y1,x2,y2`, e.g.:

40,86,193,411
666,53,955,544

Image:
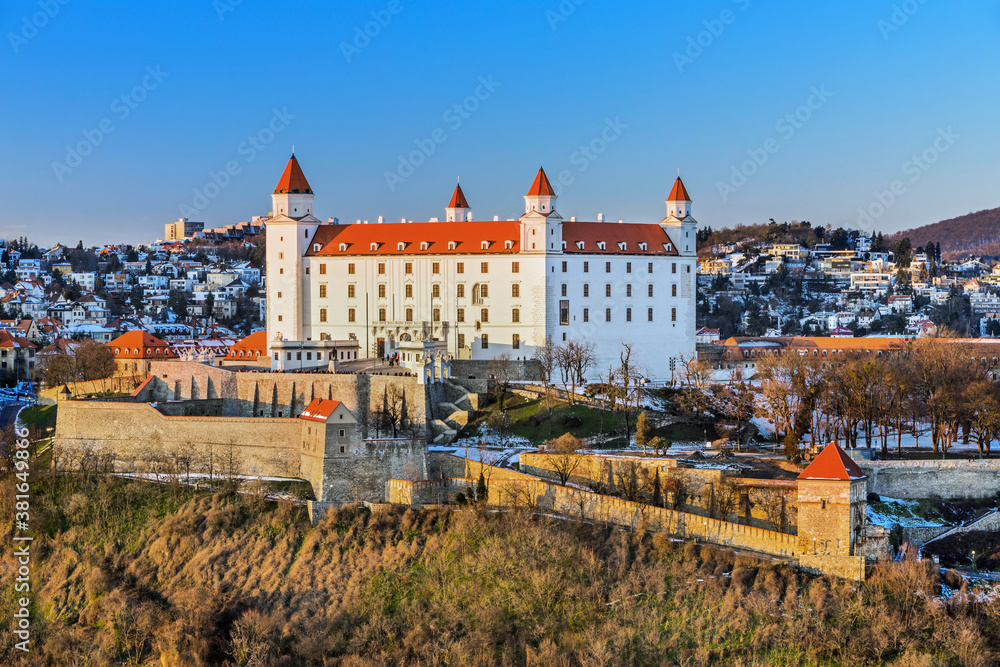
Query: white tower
266,154,322,349
520,167,562,254
662,176,697,256
445,182,471,222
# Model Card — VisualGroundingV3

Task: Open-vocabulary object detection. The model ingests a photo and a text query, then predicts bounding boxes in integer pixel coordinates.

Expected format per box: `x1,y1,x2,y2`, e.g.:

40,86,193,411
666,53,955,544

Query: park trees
545,433,585,485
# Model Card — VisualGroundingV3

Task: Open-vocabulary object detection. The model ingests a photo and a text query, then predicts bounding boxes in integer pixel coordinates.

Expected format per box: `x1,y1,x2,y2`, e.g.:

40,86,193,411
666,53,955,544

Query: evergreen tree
635,411,652,453
476,472,488,504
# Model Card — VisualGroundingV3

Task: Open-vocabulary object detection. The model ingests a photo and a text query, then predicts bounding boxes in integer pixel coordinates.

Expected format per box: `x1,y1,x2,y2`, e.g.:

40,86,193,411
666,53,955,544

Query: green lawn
20,404,57,432
466,393,625,444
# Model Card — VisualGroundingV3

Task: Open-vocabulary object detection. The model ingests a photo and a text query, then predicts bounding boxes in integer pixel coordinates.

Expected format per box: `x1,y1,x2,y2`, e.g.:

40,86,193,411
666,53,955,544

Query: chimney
377,216,383,224
597,213,604,222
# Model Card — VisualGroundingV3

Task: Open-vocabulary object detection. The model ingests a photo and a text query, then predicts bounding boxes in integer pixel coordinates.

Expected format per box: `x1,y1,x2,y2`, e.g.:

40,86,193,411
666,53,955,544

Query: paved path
0,402,25,458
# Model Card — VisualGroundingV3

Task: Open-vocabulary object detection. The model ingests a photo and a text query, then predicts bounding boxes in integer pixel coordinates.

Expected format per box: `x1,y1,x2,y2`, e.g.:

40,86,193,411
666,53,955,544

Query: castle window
559,300,569,325
671,308,677,322
448,241,457,250
433,308,440,322
626,308,632,322
340,446,345,453
512,261,519,273
672,263,677,274
320,264,326,275
626,262,632,273
420,242,429,251
457,284,465,298
378,263,385,274
432,284,440,298
319,309,327,322
672,284,677,297
505,240,514,250
648,308,653,322
618,242,627,251
648,262,653,273
457,262,464,274
480,308,489,323
458,333,465,348
512,308,520,323
605,284,611,298
319,285,327,298
583,308,589,322
481,334,488,349
481,262,488,273
378,308,386,322
432,262,440,274
513,333,520,349
348,284,355,298
348,263,355,274
278,315,282,321
278,252,284,260
561,284,567,297
457,308,465,323
598,242,606,251
405,308,413,322
313,244,321,252
378,284,386,298
638,243,647,251
481,241,489,250
605,261,611,273
605,308,611,322
405,262,413,274
626,285,631,297
340,430,346,437
348,308,356,322
405,284,413,298
511,284,519,298
649,284,654,297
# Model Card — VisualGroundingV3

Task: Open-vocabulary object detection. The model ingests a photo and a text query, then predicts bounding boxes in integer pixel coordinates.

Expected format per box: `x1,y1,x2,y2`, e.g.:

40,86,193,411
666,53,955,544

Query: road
0,402,25,459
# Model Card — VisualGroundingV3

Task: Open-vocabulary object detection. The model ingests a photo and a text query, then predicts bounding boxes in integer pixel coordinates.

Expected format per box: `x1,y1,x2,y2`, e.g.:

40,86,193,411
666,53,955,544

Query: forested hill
889,206,1000,259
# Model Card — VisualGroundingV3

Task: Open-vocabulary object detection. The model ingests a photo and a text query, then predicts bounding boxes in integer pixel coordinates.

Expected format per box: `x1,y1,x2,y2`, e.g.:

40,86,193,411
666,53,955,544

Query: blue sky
1,0,997,246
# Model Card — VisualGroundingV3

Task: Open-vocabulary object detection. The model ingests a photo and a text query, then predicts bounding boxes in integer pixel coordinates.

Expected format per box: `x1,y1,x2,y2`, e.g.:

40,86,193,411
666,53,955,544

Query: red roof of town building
798,442,866,481
448,183,470,209
225,330,267,360
0,330,32,349
108,331,177,359
526,167,555,196
561,222,679,255
667,176,691,202
299,398,343,422
274,154,313,194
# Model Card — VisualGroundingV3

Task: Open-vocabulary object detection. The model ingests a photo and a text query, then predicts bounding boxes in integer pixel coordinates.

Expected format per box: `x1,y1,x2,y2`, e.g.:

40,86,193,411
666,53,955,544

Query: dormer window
420,241,429,251
313,243,321,252
597,241,606,251
576,241,585,250
339,243,348,252
618,242,627,251
397,242,406,251
481,241,490,250
561,241,566,250
665,243,673,252
638,242,647,251
370,242,379,252
504,240,514,250
448,241,457,250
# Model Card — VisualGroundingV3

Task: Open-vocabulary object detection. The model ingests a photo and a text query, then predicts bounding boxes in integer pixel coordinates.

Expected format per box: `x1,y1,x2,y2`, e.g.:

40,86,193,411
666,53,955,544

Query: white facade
265,157,698,380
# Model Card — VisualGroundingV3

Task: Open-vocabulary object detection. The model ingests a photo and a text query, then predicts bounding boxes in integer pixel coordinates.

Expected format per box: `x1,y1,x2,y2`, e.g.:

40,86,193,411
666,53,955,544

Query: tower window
432,284,440,298
481,334,489,349
378,263,385,274
583,261,589,273
348,308,356,322
319,308,327,322
457,284,465,298
378,284,386,298
405,308,413,321
672,284,677,297
605,308,611,322
481,262,488,273
320,263,326,274
583,308,589,322
457,308,465,323
319,285,327,298
626,284,631,297
378,308,386,322
348,263,355,274
671,308,677,322
512,333,520,349
512,284,519,298
561,284,567,297
405,284,413,298
606,262,611,273
348,284,355,298
605,284,611,298
433,308,440,322
512,308,520,323
405,262,413,274
583,284,589,297
648,308,653,322
457,262,464,274
649,284,654,297
512,261,519,273
626,308,632,322
481,308,489,323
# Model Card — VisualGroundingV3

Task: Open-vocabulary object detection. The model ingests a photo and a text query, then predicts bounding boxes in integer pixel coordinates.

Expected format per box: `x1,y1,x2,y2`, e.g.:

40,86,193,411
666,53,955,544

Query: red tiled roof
274,154,313,195
0,330,32,349
225,330,267,360
798,442,866,481
562,222,679,255
448,183,470,209
307,220,522,256
667,176,691,202
108,330,177,359
300,398,342,422
526,167,555,196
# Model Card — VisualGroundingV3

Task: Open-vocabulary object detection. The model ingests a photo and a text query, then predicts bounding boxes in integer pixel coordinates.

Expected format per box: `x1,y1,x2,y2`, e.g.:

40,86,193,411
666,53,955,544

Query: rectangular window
405,262,413,274
319,308,327,322
648,262,653,273
561,260,567,273
583,284,589,297
319,284,327,298
378,263,386,274
605,308,611,322
512,261,519,273
432,284,440,298
379,308,386,322
432,262,440,274
457,307,465,323
672,284,677,297
561,284,567,297
606,261,611,273
458,333,465,348
405,307,413,321
277,291,282,298
513,333,520,349
296,352,302,360
457,262,464,274
305,267,310,274
278,252,283,260
482,334,488,349
348,263,355,274
671,307,677,322
348,284,355,298
457,284,465,298
583,261,589,273
320,263,327,275
583,308,589,322
672,262,676,274
512,284,520,298
605,284,611,298
481,308,489,323
512,308,520,323
626,262,632,273
348,308,356,322
405,284,413,298
559,300,569,325
648,284,654,297
433,308,440,322
626,307,632,322
481,262,488,273
626,284,632,297
481,284,489,298
378,284,386,298
648,307,653,322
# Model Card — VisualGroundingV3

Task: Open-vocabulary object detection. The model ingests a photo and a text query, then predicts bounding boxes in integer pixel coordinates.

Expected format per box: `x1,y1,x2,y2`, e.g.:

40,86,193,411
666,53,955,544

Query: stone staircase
430,380,484,443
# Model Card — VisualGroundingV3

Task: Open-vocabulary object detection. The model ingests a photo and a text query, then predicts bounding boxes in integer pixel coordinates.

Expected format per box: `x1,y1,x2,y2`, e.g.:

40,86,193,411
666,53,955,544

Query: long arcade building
266,155,697,380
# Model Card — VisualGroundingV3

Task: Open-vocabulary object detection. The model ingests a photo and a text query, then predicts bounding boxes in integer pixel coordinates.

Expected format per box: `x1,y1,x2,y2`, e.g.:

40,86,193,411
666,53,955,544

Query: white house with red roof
265,155,697,379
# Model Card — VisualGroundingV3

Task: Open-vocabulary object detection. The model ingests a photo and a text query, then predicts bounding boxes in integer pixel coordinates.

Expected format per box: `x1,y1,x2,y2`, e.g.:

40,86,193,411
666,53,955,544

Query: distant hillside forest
3,471,1000,665
889,206,1000,259
697,220,867,257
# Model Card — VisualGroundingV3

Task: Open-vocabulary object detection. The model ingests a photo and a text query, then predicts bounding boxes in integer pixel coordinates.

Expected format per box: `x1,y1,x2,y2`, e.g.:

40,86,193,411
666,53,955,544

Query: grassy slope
2,467,1000,665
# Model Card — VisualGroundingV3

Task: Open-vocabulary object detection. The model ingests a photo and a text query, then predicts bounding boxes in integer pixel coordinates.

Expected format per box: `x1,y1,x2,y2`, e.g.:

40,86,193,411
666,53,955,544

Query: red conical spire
667,176,690,202
798,442,866,481
448,182,470,208
526,167,555,196
274,154,313,194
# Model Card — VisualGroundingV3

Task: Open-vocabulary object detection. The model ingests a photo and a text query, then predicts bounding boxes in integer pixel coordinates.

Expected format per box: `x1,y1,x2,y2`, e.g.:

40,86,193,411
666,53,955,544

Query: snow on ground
867,497,948,529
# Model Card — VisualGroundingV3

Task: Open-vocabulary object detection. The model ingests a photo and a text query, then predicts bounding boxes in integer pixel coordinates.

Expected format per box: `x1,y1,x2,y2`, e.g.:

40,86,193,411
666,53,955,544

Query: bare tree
488,353,513,412
536,334,556,384
712,481,740,521
613,458,648,502
545,433,584,485
751,487,786,532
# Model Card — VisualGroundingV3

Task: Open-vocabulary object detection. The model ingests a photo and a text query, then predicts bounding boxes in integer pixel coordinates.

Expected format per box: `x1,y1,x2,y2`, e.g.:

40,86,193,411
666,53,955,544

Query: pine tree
635,411,652,453
477,472,488,504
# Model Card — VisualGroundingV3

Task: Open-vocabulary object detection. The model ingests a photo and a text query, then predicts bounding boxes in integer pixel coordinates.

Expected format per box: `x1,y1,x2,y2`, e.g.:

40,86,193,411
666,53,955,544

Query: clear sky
1,0,997,247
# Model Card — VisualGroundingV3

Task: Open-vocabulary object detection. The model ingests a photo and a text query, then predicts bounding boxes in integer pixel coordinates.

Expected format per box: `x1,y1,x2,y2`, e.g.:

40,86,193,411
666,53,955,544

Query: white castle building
265,155,697,380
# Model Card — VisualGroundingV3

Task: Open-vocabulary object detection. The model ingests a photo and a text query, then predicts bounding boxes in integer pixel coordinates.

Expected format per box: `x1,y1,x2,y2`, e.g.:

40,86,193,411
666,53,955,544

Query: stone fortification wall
451,359,541,383
860,459,1000,499
307,437,427,503
55,399,300,477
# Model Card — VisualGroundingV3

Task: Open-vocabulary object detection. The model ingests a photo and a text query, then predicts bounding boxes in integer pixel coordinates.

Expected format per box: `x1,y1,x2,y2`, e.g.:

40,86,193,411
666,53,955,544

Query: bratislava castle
265,155,697,380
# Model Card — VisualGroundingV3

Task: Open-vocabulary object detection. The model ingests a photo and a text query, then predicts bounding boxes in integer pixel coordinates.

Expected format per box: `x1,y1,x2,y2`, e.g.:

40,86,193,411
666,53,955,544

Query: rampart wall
860,460,1000,499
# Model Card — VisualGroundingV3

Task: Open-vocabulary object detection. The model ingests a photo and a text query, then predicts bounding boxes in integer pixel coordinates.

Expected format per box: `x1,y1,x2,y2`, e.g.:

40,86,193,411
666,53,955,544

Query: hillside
889,206,1000,259
3,472,1000,665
